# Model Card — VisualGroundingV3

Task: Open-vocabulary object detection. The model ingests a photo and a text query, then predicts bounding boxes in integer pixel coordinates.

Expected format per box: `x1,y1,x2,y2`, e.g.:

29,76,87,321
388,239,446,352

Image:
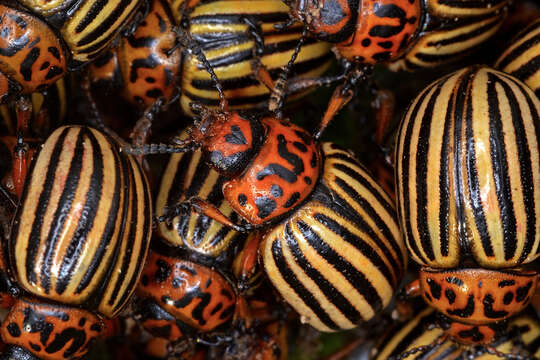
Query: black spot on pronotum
238,194,247,206
255,196,276,219
362,38,371,47
445,289,456,304
483,294,508,319
503,292,513,305
426,278,441,299
270,184,283,198
516,281,533,302
155,259,172,283
225,125,248,145
284,192,300,208
78,318,86,327
447,295,475,318
6,323,20,337
498,279,515,288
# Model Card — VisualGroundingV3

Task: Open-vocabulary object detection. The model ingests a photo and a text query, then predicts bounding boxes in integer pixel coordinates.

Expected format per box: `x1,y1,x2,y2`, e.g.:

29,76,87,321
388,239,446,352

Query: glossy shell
9,126,152,317
336,0,421,63
373,307,540,359
223,117,320,226
495,19,540,98
137,251,236,332
419,268,537,325
0,298,102,360
156,131,245,258
179,0,333,114
396,66,540,269
261,143,405,332
0,5,66,103
89,0,181,107
390,0,508,71
20,0,142,66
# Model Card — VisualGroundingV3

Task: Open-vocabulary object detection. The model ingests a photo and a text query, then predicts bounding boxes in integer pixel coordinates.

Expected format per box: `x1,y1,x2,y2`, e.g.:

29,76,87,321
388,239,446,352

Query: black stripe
439,85,453,257
509,55,540,85
75,0,108,33
426,16,500,48
24,127,70,286
313,213,396,287
284,223,362,324
415,85,442,262
107,157,139,307
76,0,135,47
165,153,194,214
331,172,403,269
40,129,86,293
498,73,540,262
497,24,540,70
183,89,269,107
191,53,333,91
115,159,151,311
436,0,506,8
486,73,517,260
296,220,384,313
466,71,493,257
76,137,124,295
270,236,339,330
56,129,104,295
399,85,435,264
190,12,289,25
389,310,439,357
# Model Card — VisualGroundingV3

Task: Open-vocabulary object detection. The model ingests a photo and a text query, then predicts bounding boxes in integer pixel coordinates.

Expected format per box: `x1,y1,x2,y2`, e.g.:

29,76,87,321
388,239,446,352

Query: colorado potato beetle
395,66,540,345
0,125,152,359
128,54,406,331
281,0,509,140
373,307,540,359
495,18,540,99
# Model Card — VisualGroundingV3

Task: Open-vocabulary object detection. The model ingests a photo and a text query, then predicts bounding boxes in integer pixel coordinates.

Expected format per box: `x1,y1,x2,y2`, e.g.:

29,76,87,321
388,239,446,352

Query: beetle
0,125,152,360
279,0,510,139
127,47,406,331
373,307,540,359
495,18,540,99
395,66,540,346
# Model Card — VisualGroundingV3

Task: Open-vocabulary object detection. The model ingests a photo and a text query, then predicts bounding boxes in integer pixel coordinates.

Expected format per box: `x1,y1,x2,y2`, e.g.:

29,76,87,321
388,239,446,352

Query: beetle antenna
172,26,228,112
387,334,446,360
269,27,306,118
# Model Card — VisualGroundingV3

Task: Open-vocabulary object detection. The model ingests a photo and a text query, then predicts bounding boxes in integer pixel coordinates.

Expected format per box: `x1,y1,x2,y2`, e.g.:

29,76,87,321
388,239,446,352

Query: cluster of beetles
0,0,540,358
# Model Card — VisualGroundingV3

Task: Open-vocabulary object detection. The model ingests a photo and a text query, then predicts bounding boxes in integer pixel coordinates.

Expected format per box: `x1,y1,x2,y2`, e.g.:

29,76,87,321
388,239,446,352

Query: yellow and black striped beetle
495,18,540,99
88,0,334,120
395,66,540,347
0,125,152,360
280,0,510,140
373,307,540,359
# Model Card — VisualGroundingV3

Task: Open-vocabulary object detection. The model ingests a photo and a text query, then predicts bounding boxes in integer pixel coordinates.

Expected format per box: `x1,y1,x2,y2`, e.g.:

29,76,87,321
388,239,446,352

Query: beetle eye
320,0,346,25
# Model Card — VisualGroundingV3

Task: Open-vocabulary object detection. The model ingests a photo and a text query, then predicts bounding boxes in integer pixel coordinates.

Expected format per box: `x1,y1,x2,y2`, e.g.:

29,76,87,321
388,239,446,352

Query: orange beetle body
288,0,421,63
136,250,236,336
0,5,66,104
191,111,320,226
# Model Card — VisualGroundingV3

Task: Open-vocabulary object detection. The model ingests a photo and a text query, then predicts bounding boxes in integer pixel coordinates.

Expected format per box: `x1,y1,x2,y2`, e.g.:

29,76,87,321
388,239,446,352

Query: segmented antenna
269,28,307,118
122,141,197,156
172,26,228,111
387,335,446,360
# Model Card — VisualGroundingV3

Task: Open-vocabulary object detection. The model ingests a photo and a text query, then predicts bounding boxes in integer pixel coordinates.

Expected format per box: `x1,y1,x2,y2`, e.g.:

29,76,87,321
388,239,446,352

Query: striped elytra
19,0,142,67
261,143,405,332
495,19,540,99
178,0,333,114
156,133,246,259
372,307,540,359
389,0,509,71
396,66,540,269
9,126,152,317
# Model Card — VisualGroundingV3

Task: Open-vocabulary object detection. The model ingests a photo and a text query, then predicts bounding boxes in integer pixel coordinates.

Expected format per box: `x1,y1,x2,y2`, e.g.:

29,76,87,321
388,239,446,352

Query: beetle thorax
193,110,266,178
419,268,538,327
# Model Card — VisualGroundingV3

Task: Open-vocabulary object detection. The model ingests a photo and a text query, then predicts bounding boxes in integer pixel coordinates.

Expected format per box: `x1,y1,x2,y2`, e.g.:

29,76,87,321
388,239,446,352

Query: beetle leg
160,197,254,233
13,99,30,198
394,279,421,319
80,74,107,133
387,334,447,360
